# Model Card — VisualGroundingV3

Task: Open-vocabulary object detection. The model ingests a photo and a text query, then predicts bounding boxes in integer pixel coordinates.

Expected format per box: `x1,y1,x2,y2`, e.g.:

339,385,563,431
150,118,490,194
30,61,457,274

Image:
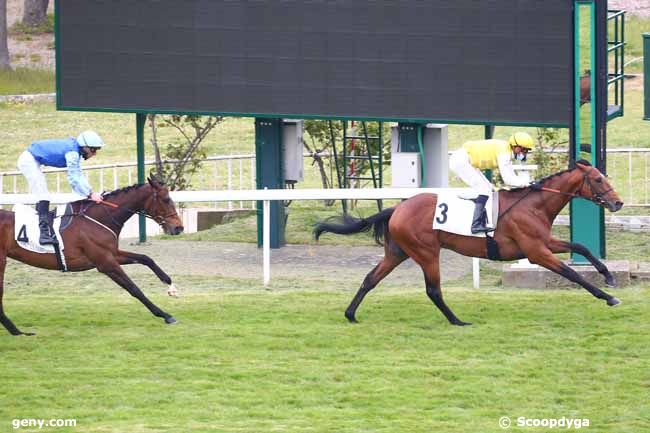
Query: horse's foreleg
116,251,178,296
0,254,34,336
527,248,620,306
100,263,177,324
345,249,407,323
547,238,617,287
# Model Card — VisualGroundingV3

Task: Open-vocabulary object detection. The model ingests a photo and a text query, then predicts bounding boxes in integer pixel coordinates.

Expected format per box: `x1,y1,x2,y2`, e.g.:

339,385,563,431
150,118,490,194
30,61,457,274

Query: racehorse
314,160,624,325
0,178,184,336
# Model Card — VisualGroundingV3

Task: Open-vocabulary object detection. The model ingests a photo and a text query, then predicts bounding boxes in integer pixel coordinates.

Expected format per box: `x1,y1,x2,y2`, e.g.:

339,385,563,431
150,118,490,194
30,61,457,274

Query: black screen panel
57,0,573,125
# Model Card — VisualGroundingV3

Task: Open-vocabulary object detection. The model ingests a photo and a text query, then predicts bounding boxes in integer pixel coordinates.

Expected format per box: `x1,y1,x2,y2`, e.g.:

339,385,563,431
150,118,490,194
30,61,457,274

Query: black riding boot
36,200,55,245
471,195,494,234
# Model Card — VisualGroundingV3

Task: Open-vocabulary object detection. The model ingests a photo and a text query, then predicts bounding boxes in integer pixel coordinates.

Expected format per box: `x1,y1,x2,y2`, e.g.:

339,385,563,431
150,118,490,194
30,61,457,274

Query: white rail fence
3,148,649,206
0,187,483,287
0,154,259,211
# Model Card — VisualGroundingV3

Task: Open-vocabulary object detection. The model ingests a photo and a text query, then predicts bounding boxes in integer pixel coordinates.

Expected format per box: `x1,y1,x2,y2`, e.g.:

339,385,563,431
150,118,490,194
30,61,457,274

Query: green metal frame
136,113,147,243
607,10,626,121
643,33,650,120
571,0,605,263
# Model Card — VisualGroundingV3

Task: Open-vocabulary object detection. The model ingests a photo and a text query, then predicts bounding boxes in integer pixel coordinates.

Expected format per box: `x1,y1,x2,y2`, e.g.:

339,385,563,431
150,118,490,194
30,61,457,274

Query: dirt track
121,239,474,290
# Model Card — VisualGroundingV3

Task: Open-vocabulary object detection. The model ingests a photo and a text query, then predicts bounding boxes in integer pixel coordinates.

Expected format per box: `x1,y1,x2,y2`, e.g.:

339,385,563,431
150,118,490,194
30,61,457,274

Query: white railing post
473,258,480,289
227,159,233,211
239,159,244,209
628,152,633,204
263,195,270,286
251,158,256,209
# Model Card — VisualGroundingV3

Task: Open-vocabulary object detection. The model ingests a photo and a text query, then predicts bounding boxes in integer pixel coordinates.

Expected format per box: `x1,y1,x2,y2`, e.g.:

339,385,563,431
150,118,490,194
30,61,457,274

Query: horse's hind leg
0,254,34,336
345,240,407,323
100,263,177,324
405,243,470,326
547,238,617,287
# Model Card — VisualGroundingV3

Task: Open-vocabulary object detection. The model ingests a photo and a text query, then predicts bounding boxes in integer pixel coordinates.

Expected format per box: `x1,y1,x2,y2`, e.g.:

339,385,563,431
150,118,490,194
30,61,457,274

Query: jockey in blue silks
17,131,106,245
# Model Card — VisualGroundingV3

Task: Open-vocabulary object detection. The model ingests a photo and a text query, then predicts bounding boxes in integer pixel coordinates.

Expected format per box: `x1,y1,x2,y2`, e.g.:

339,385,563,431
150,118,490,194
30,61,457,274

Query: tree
22,0,48,28
0,0,11,70
148,114,223,191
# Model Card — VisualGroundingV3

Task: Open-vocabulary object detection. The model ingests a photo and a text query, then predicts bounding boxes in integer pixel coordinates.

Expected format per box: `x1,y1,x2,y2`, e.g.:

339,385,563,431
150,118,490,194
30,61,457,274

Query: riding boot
36,200,55,245
471,195,494,234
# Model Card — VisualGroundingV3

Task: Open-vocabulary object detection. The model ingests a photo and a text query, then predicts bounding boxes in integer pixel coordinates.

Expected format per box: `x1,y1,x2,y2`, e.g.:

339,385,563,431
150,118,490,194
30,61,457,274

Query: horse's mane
101,183,146,199
505,159,591,192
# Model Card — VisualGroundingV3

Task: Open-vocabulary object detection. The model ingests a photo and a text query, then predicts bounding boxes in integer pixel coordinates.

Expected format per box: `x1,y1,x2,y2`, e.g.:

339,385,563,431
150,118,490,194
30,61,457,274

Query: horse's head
144,177,184,235
574,160,623,212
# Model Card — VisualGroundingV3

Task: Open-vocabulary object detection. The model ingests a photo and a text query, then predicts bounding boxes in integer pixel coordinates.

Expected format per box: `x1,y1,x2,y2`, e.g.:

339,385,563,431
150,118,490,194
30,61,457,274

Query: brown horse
0,178,184,336
314,160,624,325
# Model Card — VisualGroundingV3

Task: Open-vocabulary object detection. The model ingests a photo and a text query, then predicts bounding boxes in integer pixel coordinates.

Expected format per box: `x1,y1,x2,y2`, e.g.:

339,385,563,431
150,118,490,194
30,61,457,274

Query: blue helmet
77,130,105,148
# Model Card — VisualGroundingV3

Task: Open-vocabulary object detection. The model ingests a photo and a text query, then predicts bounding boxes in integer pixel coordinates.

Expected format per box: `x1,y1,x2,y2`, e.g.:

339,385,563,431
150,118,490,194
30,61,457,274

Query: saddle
432,191,499,237
13,204,74,271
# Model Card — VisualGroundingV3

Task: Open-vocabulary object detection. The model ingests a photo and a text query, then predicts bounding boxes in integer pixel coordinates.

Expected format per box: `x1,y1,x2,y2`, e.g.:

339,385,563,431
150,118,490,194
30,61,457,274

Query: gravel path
120,240,474,290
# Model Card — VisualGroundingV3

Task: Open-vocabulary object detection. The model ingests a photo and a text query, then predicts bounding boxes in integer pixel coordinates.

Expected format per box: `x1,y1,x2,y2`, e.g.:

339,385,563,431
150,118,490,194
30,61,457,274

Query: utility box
390,123,448,188
391,152,421,187
422,124,448,187
283,119,304,182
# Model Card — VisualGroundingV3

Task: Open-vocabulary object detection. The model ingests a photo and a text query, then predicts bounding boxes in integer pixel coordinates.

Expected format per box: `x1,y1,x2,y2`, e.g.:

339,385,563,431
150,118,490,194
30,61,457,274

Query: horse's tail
313,207,395,245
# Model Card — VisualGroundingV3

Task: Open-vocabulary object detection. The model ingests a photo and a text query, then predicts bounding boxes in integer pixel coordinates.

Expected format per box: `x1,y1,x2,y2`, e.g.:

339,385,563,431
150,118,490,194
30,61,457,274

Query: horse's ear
576,159,592,167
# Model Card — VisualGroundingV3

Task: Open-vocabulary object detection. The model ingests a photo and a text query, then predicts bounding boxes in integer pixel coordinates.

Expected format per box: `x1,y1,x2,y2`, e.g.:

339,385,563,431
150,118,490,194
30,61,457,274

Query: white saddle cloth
432,191,499,237
13,204,67,254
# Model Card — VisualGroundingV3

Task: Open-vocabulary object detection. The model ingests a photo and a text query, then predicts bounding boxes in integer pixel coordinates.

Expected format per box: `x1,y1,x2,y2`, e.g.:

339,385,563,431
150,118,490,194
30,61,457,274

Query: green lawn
0,260,648,433
0,68,55,96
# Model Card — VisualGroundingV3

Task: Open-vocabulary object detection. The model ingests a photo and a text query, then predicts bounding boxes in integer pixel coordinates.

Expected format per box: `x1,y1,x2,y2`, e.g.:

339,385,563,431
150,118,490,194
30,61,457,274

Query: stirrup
471,225,495,234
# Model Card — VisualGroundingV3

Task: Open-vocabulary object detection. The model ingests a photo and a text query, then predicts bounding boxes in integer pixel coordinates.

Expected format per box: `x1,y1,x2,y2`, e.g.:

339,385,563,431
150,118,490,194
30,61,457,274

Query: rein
499,167,612,219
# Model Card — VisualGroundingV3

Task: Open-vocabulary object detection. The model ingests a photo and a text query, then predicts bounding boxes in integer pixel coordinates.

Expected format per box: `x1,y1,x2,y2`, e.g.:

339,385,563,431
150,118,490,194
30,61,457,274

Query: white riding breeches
17,150,50,201
449,148,493,196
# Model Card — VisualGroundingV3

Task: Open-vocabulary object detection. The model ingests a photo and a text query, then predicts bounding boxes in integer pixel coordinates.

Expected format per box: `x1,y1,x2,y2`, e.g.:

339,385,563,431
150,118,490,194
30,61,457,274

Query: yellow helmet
508,132,535,151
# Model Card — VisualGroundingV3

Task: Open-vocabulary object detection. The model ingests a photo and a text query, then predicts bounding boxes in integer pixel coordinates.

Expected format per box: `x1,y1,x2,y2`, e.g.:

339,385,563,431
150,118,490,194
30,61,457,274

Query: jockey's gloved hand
88,192,103,203
529,181,543,191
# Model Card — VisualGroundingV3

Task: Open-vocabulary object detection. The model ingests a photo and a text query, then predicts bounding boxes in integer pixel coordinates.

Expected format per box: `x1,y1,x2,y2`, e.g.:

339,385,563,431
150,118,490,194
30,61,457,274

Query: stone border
0,93,56,103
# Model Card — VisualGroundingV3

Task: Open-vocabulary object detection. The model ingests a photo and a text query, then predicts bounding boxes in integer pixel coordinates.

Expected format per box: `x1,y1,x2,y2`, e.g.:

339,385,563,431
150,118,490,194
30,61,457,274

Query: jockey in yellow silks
449,132,535,234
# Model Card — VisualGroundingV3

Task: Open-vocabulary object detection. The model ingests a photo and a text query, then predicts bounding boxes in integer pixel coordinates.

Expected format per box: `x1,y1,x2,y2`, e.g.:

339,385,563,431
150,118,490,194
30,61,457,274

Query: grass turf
0,262,649,433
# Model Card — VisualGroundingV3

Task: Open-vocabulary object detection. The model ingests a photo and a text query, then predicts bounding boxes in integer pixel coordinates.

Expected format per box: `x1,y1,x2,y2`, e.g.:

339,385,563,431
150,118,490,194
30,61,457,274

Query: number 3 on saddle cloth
432,191,500,237
13,203,74,271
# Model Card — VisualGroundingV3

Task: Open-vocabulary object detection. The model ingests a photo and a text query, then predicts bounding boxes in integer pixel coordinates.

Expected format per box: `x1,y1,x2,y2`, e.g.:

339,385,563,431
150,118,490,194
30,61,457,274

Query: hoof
165,317,178,325
18,331,36,336
605,275,618,287
344,313,358,323
452,321,472,326
607,297,621,307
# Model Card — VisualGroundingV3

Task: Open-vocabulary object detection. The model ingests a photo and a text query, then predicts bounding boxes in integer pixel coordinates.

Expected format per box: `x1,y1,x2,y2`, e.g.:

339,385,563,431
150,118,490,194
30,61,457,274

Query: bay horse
314,160,624,325
0,178,184,336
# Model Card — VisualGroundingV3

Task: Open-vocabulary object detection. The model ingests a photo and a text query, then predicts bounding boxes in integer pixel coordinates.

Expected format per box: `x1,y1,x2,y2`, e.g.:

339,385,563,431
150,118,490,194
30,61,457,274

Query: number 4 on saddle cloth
13,204,74,271
432,191,499,237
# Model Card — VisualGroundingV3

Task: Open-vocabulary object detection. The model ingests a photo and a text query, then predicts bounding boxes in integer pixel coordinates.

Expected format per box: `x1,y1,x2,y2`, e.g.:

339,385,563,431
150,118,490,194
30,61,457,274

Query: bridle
538,167,614,207
80,190,179,230
499,166,614,219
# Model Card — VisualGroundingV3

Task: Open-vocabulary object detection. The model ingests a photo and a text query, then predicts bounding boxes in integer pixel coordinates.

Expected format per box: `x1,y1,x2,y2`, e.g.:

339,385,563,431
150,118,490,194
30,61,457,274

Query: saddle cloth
432,191,499,237
13,204,68,254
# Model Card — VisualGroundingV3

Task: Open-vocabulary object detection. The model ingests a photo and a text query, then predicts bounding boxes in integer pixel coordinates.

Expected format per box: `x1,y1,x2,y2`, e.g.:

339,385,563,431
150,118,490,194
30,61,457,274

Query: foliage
148,114,223,191
304,120,390,189
531,127,569,177
9,12,53,35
